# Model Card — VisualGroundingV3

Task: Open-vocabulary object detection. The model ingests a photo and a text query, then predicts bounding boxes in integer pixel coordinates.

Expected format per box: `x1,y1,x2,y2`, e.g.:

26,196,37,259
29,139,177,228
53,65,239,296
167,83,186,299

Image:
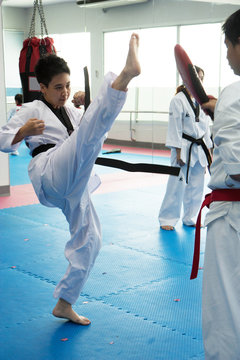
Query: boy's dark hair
35,54,70,86
222,9,240,46
15,93,23,105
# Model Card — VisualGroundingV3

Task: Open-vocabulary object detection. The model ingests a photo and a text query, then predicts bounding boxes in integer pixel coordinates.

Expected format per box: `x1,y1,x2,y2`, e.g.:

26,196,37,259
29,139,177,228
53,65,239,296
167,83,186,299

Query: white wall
0,4,10,196
2,0,240,146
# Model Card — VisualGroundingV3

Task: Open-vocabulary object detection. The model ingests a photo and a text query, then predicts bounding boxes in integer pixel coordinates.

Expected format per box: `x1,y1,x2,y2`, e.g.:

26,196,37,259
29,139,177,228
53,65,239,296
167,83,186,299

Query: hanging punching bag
19,0,56,103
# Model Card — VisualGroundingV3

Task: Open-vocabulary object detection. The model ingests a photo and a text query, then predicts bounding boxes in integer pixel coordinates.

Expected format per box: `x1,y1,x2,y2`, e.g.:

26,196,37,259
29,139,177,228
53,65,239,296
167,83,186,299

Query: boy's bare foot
161,225,174,231
52,298,91,325
112,33,141,91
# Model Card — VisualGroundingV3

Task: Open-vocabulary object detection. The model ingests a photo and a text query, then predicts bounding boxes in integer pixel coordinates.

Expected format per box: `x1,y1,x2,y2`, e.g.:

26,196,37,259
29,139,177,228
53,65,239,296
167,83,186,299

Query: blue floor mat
1,150,205,360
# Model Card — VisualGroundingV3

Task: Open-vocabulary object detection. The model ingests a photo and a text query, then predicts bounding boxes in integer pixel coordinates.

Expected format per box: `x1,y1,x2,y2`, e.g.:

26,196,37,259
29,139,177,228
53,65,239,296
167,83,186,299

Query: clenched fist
22,118,45,137
11,118,45,145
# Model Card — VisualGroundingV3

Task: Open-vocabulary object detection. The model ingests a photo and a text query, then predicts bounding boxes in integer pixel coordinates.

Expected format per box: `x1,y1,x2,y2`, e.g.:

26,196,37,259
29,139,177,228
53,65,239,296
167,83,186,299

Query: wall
0,4,10,196
2,0,240,146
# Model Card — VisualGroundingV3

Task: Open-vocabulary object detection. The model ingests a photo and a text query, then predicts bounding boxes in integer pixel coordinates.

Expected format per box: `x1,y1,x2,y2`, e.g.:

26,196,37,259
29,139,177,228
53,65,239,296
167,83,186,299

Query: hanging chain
28,0,38,38
37,0,49,37
28,0,48,39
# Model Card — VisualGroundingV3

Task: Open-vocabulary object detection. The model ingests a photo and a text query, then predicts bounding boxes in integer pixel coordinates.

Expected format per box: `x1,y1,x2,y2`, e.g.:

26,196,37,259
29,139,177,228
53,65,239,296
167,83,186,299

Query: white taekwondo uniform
0,72,127,304
202,80,240,360
158,91,212,227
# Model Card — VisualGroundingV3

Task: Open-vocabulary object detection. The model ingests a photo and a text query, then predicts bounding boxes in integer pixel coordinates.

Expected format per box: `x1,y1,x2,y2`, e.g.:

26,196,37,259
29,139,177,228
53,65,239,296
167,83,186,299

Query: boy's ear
39,83,46,93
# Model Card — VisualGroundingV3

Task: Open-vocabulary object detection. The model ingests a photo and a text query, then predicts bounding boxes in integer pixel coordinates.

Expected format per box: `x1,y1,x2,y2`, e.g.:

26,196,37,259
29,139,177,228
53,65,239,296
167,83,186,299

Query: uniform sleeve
7,107,16,122
0,108,26,152
202,113,213,149
165,95,184,149
213,91,240,175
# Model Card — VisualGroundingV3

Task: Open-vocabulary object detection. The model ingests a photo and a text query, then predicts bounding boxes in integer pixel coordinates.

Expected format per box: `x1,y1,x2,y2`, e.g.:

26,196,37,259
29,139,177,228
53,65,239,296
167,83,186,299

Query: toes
160,225,174,231
77,316,91,326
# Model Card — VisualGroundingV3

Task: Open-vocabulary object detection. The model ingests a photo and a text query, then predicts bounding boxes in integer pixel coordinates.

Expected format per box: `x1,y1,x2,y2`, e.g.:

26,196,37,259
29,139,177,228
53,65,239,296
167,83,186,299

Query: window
50,32,91,100
104,23,238,121
3,30,24,101
104,27,177,122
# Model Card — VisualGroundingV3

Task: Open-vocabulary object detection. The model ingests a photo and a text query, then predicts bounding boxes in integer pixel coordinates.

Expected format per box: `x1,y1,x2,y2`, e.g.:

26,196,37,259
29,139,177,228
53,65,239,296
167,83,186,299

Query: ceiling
2,0,76,7
1,0,240,7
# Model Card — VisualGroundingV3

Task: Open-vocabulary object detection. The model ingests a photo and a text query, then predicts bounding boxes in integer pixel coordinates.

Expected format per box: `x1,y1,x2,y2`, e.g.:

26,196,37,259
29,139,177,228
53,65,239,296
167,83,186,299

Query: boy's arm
176,147,185,166
201,98,217,113
11,118,45,145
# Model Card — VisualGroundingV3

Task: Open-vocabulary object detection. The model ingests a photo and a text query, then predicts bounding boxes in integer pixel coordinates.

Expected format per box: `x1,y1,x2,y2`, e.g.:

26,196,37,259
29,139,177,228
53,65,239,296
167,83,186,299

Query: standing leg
203,217,240,359
52,192,101,325
182,161,205,226
158,150,185,230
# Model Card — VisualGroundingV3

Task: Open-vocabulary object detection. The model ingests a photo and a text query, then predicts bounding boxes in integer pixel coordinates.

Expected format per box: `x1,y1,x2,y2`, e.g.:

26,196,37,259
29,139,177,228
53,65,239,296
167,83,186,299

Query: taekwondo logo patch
186,112,190,117
179,176,183,181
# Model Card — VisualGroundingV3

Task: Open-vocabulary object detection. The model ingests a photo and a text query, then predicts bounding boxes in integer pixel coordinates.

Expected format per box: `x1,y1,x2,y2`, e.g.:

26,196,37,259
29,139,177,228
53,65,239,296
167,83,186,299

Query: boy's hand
201,98,217,113
21,118,45,137
72,91,85,108
11,118,45,145
176,148,185,166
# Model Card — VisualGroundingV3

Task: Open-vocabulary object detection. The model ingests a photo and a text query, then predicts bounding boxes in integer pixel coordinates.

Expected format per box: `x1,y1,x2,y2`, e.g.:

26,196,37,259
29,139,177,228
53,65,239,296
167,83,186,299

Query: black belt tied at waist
182,133,212,184
31,143,180,176
32,143,56,158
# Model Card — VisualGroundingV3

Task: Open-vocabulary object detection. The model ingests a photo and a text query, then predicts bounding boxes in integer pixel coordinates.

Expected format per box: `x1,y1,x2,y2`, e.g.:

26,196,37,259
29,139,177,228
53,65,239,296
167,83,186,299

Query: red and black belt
191,188,240,279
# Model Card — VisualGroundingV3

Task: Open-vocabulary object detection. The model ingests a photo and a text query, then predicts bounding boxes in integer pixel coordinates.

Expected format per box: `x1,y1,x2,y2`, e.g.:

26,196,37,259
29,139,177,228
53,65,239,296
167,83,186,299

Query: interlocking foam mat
0,144,207,359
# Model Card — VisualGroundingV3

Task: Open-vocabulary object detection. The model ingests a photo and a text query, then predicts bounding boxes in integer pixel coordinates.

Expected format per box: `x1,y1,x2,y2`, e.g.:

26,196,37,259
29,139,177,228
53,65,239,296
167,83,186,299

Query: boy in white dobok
158,67,212,231
0,34,141,325
200,9,240,359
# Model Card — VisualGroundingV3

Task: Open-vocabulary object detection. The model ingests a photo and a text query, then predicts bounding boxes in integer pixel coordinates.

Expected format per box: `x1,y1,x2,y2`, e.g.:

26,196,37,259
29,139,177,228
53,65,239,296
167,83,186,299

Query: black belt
182,133,212,184
32,143,56,157
32,143,180,176
95,157,180,176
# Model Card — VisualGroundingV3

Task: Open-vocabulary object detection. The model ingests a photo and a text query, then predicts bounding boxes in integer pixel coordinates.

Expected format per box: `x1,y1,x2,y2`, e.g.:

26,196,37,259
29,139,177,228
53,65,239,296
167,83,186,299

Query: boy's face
225,36,240,76
40,72,71,108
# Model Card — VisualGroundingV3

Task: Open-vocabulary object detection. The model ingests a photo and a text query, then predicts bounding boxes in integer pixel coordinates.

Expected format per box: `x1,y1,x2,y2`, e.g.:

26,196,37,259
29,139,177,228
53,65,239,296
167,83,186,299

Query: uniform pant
158,151,205,227
203,216,240,359
38,74,126,304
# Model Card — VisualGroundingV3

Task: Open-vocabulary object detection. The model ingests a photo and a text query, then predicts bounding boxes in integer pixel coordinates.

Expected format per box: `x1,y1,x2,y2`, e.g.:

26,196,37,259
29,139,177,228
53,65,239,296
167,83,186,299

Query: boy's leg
42,34,141,205
203,218,240,359
182,161,205,226
50,33,140,325
158,152,185,229
52,193,101,325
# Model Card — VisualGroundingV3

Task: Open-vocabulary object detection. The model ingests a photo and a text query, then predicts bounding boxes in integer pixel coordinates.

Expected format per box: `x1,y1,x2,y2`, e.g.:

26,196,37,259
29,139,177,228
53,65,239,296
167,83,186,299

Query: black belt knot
182,133,212,184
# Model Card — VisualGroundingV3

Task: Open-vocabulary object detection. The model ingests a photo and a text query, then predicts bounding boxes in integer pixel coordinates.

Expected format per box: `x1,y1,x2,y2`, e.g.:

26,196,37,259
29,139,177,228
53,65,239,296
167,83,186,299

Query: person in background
7,93,23,121
158,66,212,231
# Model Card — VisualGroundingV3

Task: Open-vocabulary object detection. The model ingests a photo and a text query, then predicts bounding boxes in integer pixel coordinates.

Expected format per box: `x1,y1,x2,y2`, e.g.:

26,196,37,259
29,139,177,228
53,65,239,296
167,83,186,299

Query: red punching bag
19,0,56,103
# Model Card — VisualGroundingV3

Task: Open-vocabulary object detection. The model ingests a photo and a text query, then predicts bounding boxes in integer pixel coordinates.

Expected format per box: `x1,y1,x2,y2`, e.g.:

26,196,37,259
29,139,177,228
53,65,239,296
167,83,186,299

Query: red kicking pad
174,44,214,119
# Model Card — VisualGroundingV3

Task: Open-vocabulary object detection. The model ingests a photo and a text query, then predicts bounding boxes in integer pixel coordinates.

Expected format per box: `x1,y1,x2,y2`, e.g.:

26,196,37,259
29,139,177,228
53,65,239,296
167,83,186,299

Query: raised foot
124,33,141,78
160,225,174,231
112,33,141,91
52,298,91,326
